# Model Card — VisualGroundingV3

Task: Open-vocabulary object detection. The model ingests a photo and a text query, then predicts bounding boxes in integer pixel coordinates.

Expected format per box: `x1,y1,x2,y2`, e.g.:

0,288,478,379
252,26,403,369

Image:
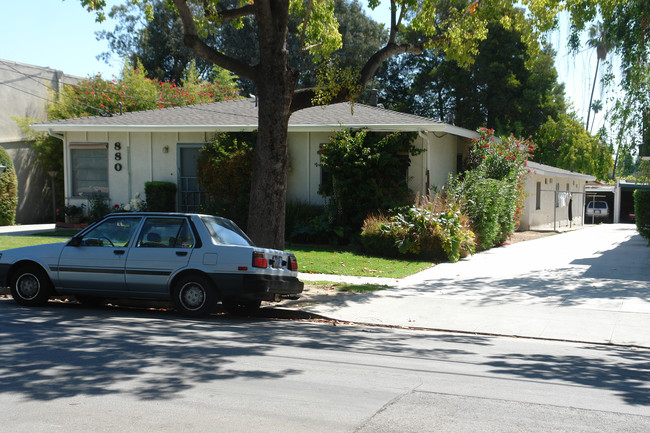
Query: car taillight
289,255,298,271
252,252,268,268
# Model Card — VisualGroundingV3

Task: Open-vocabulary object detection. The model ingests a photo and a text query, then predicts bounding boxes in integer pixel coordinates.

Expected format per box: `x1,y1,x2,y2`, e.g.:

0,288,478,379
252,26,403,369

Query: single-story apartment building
32,98,478,214
33,97,595,232
519,161,595,231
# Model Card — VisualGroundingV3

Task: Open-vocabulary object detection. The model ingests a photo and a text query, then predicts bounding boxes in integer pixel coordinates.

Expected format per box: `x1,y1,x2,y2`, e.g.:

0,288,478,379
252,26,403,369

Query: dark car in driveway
0,213,303,316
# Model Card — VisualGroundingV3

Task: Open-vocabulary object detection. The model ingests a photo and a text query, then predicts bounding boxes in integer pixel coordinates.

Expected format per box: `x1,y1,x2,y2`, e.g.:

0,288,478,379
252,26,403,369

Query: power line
1,59,256,122
0,60,109,116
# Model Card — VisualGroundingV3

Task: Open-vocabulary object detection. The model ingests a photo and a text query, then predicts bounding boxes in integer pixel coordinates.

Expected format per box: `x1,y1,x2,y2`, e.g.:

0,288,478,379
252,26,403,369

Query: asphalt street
0,300,648,432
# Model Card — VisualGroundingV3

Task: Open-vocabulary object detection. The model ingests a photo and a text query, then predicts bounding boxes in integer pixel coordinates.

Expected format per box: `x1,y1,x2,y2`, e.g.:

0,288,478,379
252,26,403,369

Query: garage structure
519,161,595,231
588,180,650,224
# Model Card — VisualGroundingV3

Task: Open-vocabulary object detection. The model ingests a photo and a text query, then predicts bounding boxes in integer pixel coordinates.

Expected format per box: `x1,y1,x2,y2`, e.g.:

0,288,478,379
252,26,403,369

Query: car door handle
114,250,126,255
176,251,188,256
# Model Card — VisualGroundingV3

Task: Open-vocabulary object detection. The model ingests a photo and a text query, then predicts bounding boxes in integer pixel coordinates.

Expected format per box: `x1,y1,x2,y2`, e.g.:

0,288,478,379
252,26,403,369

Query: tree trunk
246,1,295,250
246,86,293,249
586,59,599,131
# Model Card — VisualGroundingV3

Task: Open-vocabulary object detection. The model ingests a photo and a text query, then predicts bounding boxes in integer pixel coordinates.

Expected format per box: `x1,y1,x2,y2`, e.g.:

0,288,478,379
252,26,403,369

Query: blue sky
2,0,615,132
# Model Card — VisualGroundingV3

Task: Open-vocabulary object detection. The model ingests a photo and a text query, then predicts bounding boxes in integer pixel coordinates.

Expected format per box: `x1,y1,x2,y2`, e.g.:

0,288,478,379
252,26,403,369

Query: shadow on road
0,299,487,402
1,298,648,408
486,346,650,406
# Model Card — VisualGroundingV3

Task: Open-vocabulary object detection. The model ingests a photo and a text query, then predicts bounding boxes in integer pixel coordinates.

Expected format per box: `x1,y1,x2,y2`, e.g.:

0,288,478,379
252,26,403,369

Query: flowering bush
449,128,532,250
113,196,145,213
48,60,240,119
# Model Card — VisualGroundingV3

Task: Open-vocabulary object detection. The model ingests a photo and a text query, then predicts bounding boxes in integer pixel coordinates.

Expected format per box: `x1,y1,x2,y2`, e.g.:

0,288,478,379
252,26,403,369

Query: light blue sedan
0,213,303,317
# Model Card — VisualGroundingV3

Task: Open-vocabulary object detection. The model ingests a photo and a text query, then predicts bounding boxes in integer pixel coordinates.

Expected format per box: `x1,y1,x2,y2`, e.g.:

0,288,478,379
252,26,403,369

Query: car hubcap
180,282,206,311
16,274,40,300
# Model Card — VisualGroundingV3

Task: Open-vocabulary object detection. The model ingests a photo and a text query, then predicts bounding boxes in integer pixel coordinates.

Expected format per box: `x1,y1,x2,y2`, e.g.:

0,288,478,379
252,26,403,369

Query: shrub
362,195,475,262
448,128,532,250
448,170,518,250
197,132,255,227
319,129,423,234
634,189,650,242
144,181,177,212
87,191,112,222
0,146,18,226
285,201,345,244
360,214,401,258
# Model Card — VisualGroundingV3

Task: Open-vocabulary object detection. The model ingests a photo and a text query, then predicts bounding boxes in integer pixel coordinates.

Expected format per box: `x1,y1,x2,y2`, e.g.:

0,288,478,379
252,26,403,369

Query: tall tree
98,0,387,97
97,0,218,82
584,22,611,132
533,112,613,180
376,6,567,138
81,0,602,249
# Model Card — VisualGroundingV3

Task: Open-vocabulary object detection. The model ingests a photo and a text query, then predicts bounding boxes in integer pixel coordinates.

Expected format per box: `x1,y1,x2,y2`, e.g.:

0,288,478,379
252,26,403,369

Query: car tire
10,265,53,306
223,299,261,317
172,274,217,317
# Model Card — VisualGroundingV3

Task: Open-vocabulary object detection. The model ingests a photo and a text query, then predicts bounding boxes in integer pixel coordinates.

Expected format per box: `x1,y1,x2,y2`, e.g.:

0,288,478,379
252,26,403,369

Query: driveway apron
305,224,650,347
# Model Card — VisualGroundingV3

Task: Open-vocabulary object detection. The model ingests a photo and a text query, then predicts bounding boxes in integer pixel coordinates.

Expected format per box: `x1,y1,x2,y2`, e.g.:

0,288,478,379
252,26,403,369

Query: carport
588,180,650,224
585,184,615,224
618,181,650,223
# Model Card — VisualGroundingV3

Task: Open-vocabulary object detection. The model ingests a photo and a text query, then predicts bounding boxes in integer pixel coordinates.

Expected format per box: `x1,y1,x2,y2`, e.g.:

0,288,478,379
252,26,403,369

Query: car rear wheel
172,274,217,317
10,265,52,306
223,299,261,317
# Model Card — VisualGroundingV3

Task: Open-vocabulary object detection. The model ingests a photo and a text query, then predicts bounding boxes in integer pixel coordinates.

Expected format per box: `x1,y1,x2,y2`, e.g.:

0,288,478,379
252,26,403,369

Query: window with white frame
70,143,109,197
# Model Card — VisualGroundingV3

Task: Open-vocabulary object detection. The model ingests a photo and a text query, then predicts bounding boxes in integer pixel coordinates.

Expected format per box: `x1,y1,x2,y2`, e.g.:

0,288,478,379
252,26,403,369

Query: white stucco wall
520,172,587,231
64,131,198,209
427,133,460,192
62,129,465,213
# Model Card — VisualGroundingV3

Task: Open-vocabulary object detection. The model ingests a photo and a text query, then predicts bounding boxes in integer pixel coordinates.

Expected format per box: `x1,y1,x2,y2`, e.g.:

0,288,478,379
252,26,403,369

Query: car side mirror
67,236,83,247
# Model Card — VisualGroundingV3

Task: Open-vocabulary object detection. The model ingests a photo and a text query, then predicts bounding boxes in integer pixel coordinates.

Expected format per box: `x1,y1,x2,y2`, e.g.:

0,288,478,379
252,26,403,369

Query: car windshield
201,216,254,246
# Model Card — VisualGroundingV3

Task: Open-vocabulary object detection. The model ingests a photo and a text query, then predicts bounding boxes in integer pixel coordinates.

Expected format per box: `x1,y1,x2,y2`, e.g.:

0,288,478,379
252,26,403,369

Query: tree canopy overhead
376,3,568,138
78,0,626,249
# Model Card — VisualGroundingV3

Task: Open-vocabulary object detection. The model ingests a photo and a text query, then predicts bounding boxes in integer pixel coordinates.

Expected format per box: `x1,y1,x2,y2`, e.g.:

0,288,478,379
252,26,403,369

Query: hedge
634,189,650,242
0,146,18,226
144,181,177,212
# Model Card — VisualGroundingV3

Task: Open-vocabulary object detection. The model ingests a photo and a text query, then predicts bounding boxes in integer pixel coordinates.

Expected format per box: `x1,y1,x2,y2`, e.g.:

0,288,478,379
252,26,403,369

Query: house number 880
114,142,122,171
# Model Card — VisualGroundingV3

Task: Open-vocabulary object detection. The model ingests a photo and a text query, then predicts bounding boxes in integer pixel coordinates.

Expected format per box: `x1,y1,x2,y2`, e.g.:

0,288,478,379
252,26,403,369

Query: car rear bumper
208,273,304,302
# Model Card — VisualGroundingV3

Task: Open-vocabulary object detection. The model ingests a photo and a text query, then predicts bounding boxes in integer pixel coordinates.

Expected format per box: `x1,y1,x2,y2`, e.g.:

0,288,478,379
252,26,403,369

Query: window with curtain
70,144,108,197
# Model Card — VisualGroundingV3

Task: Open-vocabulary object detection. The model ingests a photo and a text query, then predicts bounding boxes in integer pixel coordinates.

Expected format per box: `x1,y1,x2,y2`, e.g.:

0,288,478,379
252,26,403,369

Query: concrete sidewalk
302,224,650,347
0,223,56,236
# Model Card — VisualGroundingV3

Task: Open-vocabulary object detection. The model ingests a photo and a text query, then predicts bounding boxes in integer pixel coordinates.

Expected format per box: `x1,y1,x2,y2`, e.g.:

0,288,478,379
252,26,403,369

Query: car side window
136,218,195,248
80,217,142,247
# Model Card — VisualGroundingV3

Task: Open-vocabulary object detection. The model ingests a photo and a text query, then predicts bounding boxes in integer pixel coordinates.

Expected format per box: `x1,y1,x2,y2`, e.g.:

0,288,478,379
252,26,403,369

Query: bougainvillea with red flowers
48,60,240,119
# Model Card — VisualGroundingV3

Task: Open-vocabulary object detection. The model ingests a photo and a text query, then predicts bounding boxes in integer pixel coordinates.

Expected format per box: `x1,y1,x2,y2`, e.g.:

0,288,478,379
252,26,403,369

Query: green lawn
0,235,70,251
0,235,433,279
287,244,432,278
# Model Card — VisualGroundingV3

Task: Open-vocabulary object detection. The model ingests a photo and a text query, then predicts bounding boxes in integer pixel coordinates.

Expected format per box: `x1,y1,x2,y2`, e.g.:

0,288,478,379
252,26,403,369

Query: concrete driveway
305,224,650,347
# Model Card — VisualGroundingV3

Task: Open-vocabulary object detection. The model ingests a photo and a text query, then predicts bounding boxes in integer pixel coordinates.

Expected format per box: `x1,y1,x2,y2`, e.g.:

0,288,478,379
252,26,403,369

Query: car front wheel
10,265,53,306
172,274,217,317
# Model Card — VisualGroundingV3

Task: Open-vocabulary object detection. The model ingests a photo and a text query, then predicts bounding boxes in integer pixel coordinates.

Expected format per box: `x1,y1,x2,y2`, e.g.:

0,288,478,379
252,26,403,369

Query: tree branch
290,41,430,113
172,0,258,82
214,3,255,21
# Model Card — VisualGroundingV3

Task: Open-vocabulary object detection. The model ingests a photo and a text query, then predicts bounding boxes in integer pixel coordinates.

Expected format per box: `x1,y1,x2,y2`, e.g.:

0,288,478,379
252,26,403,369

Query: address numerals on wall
114,142,122,171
